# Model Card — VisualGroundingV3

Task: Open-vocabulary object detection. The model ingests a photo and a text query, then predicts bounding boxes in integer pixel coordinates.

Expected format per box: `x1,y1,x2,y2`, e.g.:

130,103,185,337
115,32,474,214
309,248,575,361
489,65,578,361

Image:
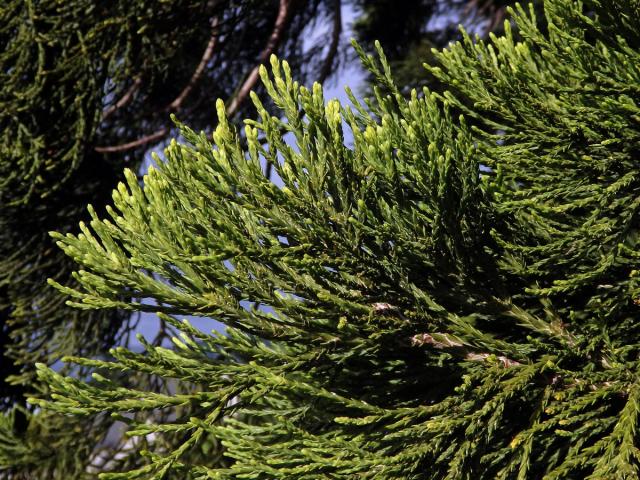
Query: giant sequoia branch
317,0,342,84
411,333,521,368
225,0,292,117
95,19,219,154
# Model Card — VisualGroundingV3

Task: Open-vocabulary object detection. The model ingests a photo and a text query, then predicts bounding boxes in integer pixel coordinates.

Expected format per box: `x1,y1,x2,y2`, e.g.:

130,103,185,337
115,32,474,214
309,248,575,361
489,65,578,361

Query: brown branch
225,0,293,117
317,0,342,85
485,6,507,36
167,17,219,112
95,18,219,154
94,127,168,153
411,333,522,368
462,1,507,38
101,77,142,121
96,0,293,154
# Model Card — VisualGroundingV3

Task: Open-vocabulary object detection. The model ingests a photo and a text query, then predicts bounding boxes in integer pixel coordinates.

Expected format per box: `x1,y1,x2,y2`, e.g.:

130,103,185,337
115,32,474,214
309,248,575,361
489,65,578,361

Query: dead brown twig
411,332,521,368
317,0,342,85
225,0,293,118
95,18,220,154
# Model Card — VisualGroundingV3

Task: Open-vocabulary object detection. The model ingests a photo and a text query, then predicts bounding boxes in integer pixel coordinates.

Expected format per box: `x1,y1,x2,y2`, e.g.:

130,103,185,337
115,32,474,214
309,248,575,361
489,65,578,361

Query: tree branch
94,127,168,154
167,18,219,112
225,0,293,117
101,77,142,122
317,0,342,85
96,0,293,155
411,333,522,368
95,19,219,154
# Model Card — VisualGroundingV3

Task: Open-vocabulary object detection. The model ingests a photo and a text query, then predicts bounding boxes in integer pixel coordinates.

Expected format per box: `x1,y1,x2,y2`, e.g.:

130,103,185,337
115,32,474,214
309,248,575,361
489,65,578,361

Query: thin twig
95,18,219,154
167,18,219,112
101,77,142,121
411,333,521,368
94,127,169,153
225,0,293,117
317,0,342,85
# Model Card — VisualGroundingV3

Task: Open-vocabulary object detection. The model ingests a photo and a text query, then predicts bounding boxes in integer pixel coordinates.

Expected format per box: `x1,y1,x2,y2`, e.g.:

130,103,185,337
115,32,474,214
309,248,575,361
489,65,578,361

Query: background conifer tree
14,0,640,477
0,0,338,401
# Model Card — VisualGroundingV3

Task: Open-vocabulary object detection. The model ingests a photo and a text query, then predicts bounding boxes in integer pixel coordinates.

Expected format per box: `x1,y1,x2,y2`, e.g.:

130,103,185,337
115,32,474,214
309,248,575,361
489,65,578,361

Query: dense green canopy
1,1,529,476
0,0,331,400
13,0,640,477
0,0,338,474
0,0,514,403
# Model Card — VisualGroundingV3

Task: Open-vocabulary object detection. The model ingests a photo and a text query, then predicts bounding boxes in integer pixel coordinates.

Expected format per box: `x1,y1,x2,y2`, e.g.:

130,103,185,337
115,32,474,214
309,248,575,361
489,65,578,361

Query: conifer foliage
29,0,640,477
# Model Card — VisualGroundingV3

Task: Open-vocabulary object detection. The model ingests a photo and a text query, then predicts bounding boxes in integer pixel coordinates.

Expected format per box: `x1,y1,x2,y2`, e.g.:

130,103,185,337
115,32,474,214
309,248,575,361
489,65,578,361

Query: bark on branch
225,0,292,117
101,77,142,122
167,18,219,112
94,128,169,154
95,18,219,154
317,0,342,85
411,333,522,368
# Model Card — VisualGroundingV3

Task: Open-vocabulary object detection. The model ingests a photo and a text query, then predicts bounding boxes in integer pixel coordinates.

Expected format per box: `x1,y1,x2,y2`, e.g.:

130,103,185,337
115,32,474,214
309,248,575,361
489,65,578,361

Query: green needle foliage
25,0,640,477
0,0,513,409
0,0,552,475
0,0,341,474
352,0,545,94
